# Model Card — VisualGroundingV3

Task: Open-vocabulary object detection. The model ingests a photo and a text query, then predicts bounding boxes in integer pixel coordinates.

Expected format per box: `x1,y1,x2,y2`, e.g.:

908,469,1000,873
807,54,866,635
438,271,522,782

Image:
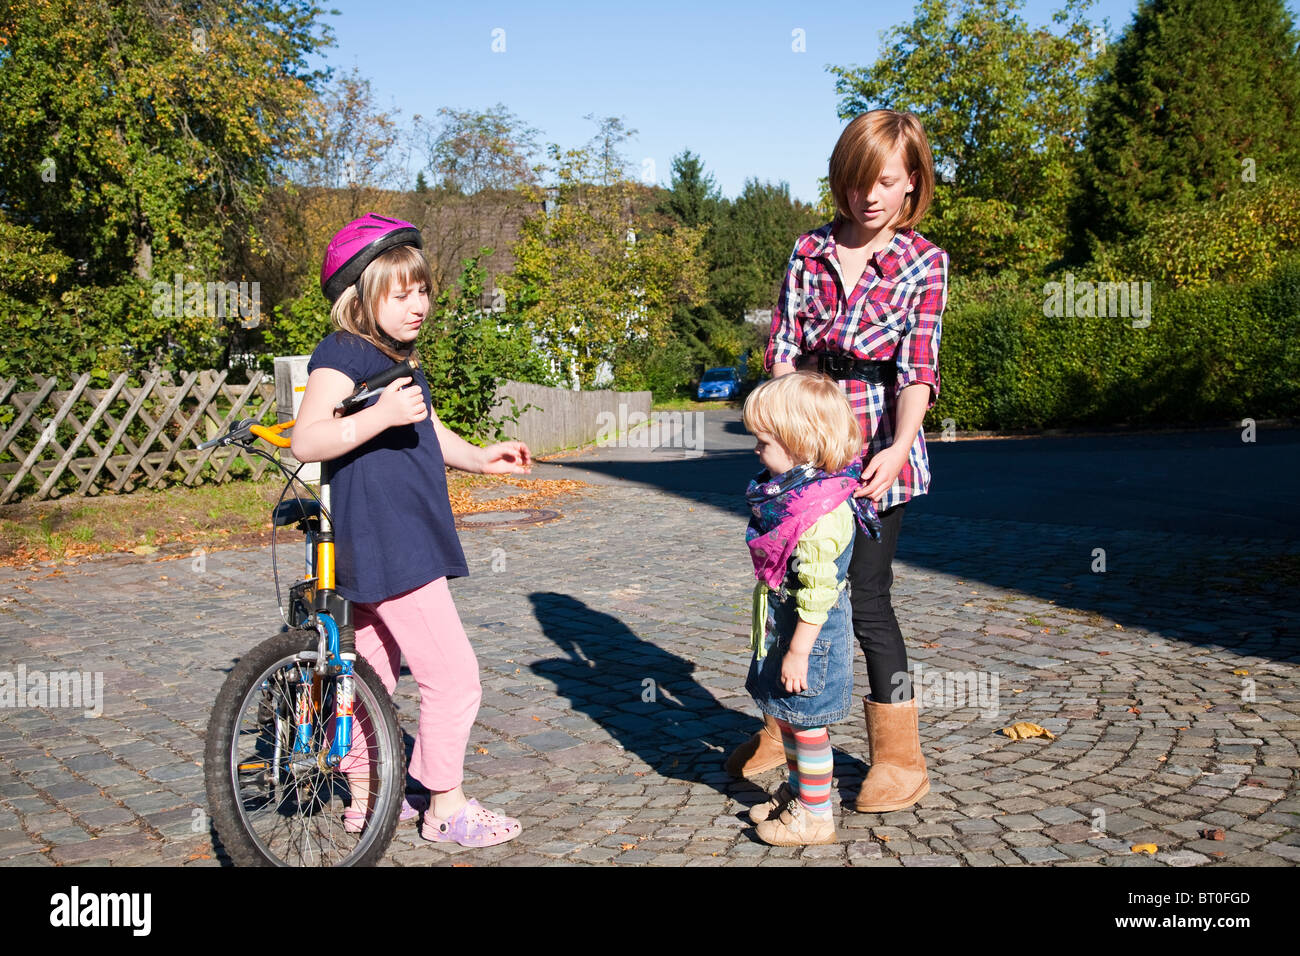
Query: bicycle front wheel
204,628,405,866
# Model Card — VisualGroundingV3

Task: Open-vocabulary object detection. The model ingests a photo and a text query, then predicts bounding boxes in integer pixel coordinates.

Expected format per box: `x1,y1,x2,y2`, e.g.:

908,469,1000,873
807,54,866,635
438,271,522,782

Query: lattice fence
0,370,277,504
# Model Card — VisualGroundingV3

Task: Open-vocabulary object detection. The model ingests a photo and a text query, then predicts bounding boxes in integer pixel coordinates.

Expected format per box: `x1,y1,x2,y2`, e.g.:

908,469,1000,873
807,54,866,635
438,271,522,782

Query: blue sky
313,0,1300,204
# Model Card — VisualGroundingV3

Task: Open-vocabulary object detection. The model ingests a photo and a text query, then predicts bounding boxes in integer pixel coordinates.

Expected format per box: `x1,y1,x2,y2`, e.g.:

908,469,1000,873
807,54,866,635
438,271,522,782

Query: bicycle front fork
288,613,357,768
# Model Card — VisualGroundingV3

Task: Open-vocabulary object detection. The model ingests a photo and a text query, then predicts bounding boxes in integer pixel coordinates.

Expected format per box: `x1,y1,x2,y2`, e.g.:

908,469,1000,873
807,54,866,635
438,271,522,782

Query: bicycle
200,376,414,866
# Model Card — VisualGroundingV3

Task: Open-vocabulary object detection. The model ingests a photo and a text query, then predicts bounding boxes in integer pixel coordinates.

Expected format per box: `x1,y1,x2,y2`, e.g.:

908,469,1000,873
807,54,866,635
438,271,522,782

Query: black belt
808,353,897,384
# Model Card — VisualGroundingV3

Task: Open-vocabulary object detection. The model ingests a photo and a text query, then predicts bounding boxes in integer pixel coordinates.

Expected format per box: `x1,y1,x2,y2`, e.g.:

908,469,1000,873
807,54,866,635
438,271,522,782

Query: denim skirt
745,544,855,727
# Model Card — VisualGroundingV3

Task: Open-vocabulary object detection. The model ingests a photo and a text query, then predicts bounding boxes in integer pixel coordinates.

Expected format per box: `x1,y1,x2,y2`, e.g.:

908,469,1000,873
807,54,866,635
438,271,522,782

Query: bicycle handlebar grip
336,356,421,415
249,424,292,448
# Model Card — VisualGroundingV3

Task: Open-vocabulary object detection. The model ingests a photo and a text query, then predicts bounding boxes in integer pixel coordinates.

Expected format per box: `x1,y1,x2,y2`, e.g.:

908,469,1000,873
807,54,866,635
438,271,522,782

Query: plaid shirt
765,223,948,511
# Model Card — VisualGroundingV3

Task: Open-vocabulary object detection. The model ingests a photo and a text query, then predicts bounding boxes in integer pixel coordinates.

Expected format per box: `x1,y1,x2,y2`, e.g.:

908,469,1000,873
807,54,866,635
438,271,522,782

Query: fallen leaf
531,715,541,721
1000,721,1056,741
878,833,891,842
453,863,474,867
1131,843,1157,855
1128,707,1142,714
1233,668,1249,676
474,747,489,754
1114,624,1124,630
1157,755,1167,762
1098,651,1110,656
620,842,636,851
921,641,940,648
131,544,158,555
1200,828,1225,841
1012,688,1025,694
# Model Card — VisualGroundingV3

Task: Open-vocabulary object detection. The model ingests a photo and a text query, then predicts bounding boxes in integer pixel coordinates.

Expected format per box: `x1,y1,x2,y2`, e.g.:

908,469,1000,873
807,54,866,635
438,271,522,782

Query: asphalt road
528,409,1300,543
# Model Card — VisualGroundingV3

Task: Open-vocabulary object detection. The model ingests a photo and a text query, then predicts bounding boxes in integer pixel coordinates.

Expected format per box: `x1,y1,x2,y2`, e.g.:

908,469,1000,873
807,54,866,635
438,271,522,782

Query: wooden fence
0,370,276,505
1,370,652,505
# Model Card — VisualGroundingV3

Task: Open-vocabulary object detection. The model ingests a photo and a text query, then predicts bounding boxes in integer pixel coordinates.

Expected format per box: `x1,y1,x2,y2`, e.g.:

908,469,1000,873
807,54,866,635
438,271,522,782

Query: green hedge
934,258,1300,429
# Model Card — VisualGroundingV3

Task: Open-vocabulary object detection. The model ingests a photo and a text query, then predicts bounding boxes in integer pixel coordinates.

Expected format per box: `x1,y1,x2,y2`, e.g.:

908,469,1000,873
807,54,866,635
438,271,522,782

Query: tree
0,0,331,286
503,144,707,390
707,179,823,320
829,0,1105,273
660,150,720,228
292,66,404,195
583,113,638,186
1069,0,1300,252
415,103,541,195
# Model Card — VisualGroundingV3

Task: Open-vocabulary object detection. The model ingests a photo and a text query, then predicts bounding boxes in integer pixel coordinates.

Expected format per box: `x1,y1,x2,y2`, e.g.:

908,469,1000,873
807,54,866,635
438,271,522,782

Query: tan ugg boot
853,696,929,813
723,713,787,778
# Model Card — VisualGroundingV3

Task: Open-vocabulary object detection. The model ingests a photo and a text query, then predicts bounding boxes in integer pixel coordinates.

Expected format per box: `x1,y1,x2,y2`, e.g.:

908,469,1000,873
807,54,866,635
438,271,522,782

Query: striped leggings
774,719,833,814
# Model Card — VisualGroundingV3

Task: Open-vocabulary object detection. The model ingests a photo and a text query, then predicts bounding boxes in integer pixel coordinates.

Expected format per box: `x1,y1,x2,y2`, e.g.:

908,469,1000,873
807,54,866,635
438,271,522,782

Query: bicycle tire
204,628,405,866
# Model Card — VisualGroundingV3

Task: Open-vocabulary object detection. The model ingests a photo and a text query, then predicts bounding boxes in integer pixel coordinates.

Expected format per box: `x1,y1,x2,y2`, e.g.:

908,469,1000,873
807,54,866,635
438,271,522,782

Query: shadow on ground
527,591,774,802
535,419,1300,664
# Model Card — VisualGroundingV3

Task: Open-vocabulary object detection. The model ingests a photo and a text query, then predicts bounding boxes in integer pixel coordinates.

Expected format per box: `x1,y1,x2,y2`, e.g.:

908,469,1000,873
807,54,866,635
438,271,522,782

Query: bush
612,335,697,401
932,255,1300,429
417,254,552,444
1091,179,1300,289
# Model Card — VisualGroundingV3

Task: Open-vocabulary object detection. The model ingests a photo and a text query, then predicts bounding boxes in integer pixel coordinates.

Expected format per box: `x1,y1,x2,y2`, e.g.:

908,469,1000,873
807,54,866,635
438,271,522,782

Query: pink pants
338,577,481,791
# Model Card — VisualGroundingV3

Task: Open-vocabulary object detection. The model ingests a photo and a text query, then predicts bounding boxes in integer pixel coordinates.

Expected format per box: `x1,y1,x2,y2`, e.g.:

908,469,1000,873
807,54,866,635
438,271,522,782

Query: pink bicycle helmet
320,213,423,303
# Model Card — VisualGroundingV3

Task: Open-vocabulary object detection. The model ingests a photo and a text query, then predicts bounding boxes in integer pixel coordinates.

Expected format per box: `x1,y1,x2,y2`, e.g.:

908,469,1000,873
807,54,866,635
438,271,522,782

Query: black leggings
847,502,911,702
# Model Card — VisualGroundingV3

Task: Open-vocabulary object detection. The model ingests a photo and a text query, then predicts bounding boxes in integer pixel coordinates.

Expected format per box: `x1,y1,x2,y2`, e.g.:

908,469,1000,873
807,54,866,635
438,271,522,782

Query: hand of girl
855,444,908,502
479,441,532,475
781,650,809,694
374,377,428,429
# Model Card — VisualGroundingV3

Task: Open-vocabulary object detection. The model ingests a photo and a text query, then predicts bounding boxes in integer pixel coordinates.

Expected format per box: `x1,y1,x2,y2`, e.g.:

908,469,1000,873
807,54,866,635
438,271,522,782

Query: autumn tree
0,0,330,284
503,144,707,390
0,0,332,375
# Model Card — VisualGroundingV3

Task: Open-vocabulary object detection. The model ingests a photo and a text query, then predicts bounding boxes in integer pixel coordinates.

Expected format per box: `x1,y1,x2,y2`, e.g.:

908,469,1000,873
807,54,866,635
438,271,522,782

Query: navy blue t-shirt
306,331,468,603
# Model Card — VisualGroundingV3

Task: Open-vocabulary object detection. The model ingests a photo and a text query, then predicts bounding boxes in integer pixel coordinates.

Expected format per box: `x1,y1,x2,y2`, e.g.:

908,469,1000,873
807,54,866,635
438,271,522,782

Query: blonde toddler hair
742,371,862,473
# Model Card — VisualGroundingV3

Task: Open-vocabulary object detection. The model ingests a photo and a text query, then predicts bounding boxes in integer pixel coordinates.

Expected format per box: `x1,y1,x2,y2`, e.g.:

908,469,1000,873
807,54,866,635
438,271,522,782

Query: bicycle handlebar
197,355,417,450
197,418,294,450
334,355,421,416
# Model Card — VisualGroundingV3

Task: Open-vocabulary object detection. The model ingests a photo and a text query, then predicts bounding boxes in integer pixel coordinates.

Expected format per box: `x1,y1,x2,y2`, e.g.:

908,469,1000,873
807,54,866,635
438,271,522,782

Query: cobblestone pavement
1,479,1297,867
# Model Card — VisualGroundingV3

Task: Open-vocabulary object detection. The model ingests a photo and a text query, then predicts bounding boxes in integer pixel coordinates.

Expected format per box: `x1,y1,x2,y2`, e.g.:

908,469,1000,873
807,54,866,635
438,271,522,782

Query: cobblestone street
2,464,1297,867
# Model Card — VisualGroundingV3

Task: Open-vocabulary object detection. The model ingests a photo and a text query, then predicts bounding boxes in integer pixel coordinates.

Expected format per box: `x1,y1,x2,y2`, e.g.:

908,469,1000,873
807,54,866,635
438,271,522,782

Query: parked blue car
697,366,741,400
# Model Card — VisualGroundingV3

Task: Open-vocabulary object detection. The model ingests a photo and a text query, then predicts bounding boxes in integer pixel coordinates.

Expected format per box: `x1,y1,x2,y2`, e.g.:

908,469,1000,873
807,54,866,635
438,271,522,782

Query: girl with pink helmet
292,213,531,847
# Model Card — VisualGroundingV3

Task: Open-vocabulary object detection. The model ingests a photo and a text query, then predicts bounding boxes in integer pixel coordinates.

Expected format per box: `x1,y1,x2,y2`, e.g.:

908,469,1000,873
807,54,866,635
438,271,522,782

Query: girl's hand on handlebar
374,377,427,428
